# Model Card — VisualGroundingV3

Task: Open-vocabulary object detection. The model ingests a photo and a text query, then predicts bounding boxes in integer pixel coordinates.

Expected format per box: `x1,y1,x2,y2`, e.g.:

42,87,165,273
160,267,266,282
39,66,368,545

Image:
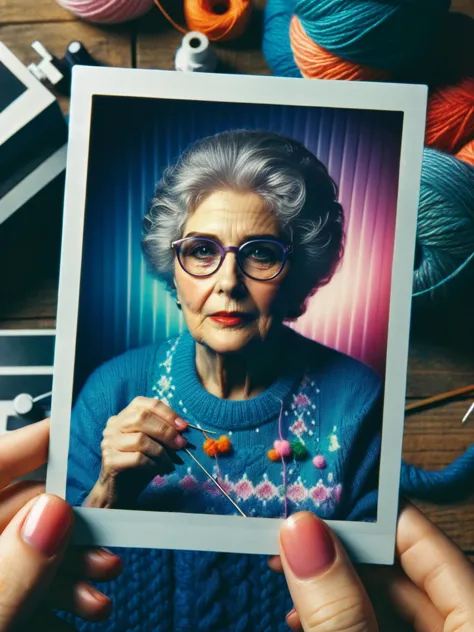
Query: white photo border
47,67,427,564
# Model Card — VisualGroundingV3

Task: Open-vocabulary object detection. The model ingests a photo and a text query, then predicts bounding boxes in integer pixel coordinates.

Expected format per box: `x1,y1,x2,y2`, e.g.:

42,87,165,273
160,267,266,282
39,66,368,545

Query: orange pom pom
216,435,232,455
203,438,219,457
267,449,280,462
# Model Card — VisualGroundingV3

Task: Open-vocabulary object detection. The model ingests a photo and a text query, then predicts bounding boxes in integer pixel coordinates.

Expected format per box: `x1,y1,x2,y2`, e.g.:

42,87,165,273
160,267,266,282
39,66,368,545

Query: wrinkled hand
0,419,122,631
269,503,474,632
86,396,188,508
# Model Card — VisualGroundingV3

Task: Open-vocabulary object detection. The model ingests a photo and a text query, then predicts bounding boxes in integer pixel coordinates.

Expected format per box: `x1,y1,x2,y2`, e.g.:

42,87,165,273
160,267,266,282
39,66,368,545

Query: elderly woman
67,130,382,523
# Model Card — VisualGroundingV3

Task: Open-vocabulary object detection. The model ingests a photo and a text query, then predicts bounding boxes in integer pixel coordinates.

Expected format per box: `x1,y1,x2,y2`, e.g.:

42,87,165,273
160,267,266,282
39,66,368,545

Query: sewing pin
462,402,474,424
183,448,246,517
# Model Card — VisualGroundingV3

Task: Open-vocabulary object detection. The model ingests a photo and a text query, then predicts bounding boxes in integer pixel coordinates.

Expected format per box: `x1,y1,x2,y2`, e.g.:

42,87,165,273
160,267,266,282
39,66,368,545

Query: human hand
0,419,122,631
269,503,474,631
88,396,188,508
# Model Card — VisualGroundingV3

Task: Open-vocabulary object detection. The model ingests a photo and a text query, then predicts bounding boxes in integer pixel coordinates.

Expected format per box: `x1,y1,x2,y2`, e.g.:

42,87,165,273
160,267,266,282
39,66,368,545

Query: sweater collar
171,329,302,430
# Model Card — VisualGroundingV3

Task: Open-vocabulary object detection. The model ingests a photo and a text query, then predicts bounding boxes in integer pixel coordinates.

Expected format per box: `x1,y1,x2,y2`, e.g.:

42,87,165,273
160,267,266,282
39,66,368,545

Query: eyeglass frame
171,236,293,281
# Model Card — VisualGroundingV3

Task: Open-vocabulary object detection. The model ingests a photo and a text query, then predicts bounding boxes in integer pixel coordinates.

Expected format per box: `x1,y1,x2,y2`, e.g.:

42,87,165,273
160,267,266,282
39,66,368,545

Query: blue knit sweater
65,327,382,631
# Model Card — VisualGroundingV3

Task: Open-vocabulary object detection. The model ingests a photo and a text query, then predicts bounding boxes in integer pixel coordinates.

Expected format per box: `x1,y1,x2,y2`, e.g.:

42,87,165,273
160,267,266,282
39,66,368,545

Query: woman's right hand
270,502,474,631
86,397,188,508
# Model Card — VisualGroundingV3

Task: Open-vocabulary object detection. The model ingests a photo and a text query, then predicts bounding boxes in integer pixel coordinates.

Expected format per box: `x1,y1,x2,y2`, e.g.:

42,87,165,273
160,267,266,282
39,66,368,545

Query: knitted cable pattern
221,553,251,632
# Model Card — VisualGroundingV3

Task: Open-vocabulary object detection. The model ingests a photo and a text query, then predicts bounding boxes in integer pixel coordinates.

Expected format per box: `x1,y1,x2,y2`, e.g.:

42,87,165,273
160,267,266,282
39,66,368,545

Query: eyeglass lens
178,238,286,280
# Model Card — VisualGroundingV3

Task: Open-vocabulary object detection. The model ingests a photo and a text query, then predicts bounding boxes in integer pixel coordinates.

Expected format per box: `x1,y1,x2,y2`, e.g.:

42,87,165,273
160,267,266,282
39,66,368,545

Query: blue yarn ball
263,0,302,78
294,0,451,71
413,148,474,299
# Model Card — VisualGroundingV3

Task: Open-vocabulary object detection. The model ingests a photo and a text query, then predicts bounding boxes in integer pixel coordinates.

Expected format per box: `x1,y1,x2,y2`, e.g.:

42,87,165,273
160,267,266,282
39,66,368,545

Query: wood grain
135,4,270,75
0,21,132,111
0,0,75,24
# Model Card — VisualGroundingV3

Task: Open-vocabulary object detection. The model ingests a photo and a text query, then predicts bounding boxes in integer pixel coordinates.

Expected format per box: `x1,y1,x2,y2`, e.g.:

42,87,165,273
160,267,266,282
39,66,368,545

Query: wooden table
1,0,473,567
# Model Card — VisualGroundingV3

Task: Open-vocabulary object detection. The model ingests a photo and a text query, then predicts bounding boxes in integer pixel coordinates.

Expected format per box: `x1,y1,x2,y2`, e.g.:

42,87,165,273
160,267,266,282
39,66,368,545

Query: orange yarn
267,449,280,462
215,435,232,454
425,77,474,154
154,0,252,42
289,15,390,82
203,435,232,457
203,437,219,457
456,139,474,168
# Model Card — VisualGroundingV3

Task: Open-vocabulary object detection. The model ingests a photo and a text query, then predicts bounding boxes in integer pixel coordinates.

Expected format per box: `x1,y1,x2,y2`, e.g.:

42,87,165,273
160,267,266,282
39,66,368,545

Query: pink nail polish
174,434,188,449
21,495,72,557
281,512,335,579
174,418,188,430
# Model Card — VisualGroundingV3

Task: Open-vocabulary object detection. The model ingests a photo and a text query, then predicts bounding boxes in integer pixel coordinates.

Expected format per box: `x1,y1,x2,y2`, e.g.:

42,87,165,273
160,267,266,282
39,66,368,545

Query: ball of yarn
273,440,292,458
413,148,474,299
456,139,474,168
294,0,450,71
290,15,389,82
312,455,327,469
290,440,308,460
263,0,302,78
425,78,474,154
184,0,252,42
56,0,154,23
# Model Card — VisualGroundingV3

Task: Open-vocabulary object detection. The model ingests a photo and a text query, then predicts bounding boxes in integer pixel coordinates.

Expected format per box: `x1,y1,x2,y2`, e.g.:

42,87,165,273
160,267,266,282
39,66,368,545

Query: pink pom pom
55,0,154,24
274,440,291,458
312,455,327,469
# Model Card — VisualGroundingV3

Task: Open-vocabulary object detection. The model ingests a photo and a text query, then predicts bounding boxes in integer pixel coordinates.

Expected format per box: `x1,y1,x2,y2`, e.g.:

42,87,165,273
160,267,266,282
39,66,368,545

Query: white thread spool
175,31,217,73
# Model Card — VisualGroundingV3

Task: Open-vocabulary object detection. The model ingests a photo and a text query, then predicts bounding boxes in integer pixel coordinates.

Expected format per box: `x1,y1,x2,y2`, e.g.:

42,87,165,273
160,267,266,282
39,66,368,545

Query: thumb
0,493,73,631
280,512,378,632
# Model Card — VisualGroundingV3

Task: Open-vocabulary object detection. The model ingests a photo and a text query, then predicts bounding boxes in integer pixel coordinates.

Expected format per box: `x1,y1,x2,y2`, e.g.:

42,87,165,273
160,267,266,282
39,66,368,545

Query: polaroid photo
47,67,427,564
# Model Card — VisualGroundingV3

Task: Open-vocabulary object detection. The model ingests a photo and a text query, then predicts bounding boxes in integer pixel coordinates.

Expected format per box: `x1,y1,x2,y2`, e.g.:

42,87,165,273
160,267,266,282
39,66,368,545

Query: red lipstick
210,311,249,326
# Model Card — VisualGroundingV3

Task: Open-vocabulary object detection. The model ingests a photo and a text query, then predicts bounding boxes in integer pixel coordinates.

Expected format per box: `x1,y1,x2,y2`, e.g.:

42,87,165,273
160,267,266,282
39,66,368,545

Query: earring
176,298,182,310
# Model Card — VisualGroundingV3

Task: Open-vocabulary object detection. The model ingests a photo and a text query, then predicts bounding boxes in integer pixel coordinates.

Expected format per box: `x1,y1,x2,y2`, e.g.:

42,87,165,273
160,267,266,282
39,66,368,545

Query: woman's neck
194,331,286,400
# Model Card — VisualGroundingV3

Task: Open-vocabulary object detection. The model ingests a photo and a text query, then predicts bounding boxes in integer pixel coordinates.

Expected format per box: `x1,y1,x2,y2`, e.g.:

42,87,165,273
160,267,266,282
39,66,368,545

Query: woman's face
174,190,291,355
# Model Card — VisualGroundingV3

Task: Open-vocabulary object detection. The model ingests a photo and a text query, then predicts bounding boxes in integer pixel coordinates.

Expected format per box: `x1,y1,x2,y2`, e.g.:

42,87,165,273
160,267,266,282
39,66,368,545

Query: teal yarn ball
294,0,451,71
263,0,302,78
413,148,474,300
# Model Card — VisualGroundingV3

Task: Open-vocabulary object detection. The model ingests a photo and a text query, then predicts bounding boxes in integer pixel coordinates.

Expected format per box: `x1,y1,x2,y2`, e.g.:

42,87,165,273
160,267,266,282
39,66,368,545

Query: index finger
0,419,49,489
396,501,474,622
126,396,186,428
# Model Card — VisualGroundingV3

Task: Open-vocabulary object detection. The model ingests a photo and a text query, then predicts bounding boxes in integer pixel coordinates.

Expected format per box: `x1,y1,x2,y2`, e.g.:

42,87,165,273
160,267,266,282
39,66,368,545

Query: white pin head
13,393,34,416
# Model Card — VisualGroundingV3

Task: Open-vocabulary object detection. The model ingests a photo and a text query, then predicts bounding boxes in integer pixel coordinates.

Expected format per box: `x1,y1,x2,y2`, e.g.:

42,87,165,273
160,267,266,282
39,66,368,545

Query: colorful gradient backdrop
74,96,403,395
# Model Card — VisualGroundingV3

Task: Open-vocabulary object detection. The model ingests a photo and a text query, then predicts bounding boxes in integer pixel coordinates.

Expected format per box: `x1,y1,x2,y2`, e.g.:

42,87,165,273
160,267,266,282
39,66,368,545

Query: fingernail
78,583,110,606
286,608,296,620
89,547,118,562
174,434,188,449
174,418,188,430
21,494,72,557
280,512,335,579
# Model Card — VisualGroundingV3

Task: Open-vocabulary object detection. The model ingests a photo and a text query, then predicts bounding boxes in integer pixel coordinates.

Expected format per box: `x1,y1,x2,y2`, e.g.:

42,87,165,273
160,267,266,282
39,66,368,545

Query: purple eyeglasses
171,237,293,281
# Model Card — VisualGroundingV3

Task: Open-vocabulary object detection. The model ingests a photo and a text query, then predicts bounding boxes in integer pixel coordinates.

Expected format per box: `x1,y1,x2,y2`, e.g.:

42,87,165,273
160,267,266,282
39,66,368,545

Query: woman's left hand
0,419,122,630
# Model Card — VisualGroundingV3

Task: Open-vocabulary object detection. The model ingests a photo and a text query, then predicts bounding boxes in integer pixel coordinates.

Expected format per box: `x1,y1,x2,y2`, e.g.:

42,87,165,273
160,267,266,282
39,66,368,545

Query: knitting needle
183,447,247,518
462,402,474,424
186,422,217,435
405,384,474,413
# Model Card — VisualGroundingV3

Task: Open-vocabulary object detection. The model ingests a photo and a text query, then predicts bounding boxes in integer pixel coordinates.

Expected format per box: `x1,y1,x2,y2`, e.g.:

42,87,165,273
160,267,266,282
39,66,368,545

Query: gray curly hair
142,130,344,319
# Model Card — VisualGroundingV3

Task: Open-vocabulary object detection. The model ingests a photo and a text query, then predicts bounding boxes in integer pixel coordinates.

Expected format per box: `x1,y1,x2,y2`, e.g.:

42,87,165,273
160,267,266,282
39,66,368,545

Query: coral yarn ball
55,0,154,24
456,139,474,169
274,440,292,458
425,77,474,154
290,15,390,82
313,455,327,469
